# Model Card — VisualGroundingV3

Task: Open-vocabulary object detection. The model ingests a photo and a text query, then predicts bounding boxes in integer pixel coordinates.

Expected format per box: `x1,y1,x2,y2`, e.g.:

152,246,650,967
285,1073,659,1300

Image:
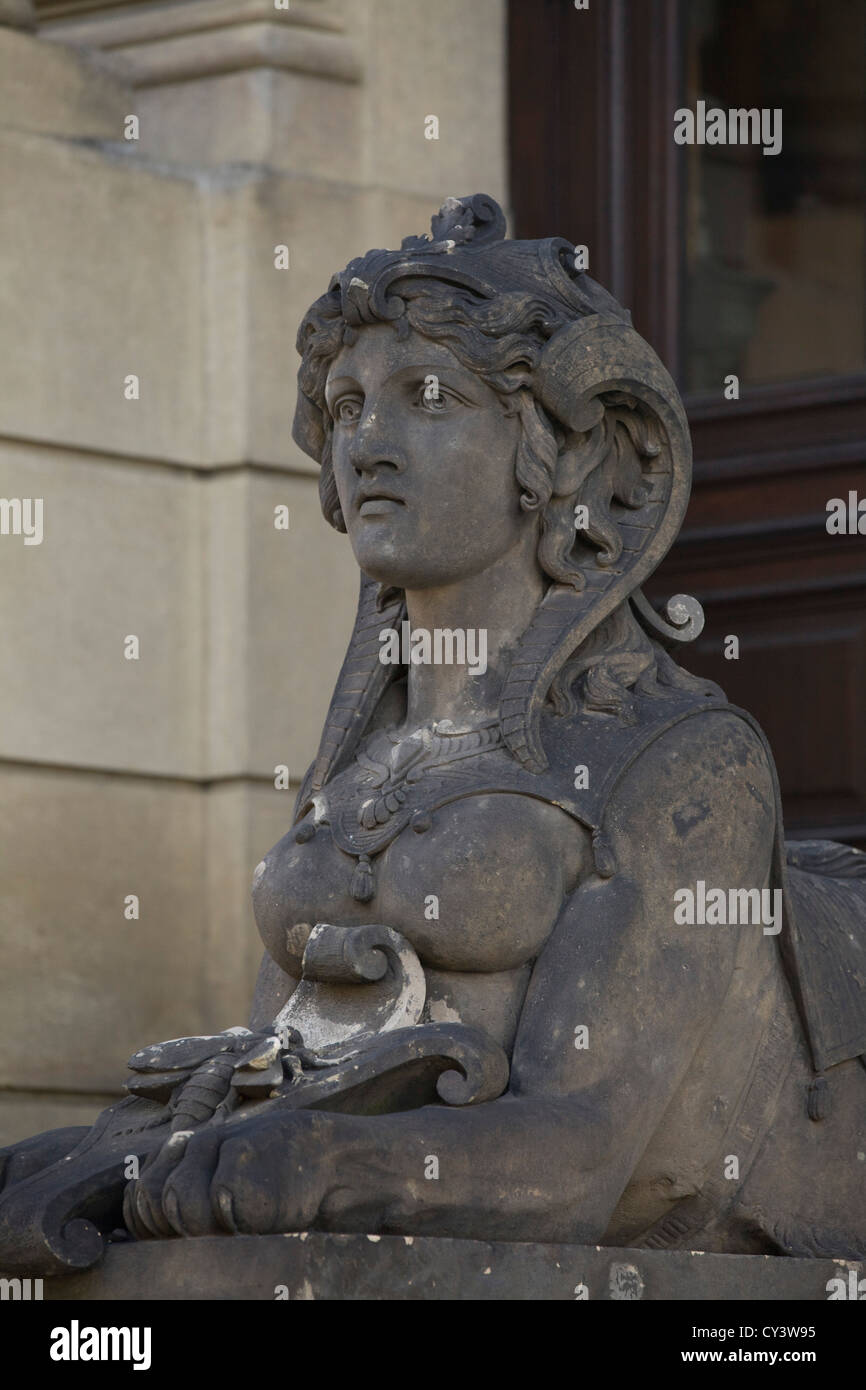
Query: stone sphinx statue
1,194,864,1280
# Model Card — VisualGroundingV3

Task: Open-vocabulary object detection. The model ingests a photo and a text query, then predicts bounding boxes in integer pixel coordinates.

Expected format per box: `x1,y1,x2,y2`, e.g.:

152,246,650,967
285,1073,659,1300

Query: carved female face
326,323,529,589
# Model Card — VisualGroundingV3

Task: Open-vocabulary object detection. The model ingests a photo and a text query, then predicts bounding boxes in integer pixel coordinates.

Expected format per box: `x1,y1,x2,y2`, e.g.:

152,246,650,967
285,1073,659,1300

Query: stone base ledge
40,1233,863,1301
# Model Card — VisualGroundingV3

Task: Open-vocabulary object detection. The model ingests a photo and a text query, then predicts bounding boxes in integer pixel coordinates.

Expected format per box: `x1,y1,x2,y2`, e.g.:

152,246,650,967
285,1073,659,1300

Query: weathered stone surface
243,469,357,776
0,130,203,464
0,768,287,1130
40,0,506,198
202,780,299,1023
41,1233,864,1302
1,132,862,1285
0,452,354,781
362,0,507,199
0,1091,114,1152
0,0,35,31
203,467,352,779
0,444,203,777
131,69,364,183
0,2,517,1195
243,180,483,471
0,765,207,1093
242,178,371,471
43,1,363,92
0,28,127,136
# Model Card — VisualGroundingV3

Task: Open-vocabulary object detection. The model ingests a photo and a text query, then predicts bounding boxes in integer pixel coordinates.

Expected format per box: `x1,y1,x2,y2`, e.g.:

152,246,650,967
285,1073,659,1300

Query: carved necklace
325,716,504,902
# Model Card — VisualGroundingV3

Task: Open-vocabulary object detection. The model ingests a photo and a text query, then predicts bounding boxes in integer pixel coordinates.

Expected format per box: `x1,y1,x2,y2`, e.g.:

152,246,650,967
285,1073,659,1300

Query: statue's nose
349,411,406,475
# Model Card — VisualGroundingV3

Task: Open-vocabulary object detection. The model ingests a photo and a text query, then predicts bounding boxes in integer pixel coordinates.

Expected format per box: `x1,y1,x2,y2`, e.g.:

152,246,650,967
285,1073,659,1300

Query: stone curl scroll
631,588,705,646
273,923,427,1052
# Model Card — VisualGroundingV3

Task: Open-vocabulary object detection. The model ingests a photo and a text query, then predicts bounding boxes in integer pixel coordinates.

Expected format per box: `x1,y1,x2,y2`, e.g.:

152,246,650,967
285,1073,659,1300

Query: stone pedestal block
40,1232,863,1301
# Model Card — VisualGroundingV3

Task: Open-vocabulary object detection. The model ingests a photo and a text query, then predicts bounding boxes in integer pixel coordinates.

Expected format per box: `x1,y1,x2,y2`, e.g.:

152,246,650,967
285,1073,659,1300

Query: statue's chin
357,561,461,589
347,524,407,586
353,555,411,588
351,543,448,591
351,534,495,591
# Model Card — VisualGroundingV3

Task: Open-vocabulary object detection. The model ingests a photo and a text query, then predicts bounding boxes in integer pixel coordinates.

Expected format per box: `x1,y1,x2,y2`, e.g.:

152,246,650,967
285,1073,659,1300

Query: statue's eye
416,382,455,412
334,397,362,424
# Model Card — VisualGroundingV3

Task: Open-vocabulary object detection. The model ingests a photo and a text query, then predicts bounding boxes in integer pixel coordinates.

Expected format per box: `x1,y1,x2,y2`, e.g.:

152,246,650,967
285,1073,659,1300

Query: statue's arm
303,713,777,1242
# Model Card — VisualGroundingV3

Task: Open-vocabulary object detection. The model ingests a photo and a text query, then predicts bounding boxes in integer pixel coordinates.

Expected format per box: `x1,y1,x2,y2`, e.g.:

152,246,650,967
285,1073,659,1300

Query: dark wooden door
508,0,866,848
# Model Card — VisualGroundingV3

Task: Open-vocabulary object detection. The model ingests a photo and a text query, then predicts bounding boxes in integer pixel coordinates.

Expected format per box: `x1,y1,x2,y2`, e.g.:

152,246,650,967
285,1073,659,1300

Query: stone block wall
0,0,507,1142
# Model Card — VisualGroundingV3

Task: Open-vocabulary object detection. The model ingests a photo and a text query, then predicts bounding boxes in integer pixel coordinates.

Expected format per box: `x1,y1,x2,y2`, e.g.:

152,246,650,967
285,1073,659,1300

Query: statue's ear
309,575,406,793
500,316,692,773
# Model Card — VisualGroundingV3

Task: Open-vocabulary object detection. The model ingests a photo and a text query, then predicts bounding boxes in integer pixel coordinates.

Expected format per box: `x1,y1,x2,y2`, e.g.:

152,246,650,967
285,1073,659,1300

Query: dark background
509,0,866,848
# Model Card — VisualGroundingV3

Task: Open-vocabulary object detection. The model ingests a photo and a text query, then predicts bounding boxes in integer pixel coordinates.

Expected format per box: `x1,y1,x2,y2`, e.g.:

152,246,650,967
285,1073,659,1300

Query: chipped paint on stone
426,997,461,1025
609,1261,644,1301
275,924,426,1051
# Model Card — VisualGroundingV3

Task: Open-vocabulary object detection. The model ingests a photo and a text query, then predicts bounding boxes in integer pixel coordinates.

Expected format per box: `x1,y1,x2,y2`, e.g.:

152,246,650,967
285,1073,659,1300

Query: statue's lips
359,498,405,517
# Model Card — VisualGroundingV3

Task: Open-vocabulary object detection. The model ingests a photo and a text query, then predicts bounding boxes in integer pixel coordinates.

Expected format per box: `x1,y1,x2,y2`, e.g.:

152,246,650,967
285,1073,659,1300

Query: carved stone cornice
40,0,362,87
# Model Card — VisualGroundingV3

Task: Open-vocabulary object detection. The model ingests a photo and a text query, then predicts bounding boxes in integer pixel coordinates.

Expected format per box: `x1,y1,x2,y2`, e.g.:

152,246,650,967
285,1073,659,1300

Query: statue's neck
401,531,545,733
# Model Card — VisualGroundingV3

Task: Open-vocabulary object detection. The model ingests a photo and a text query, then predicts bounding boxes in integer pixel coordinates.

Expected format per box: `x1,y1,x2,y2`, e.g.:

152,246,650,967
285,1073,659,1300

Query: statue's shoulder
537,689,779,838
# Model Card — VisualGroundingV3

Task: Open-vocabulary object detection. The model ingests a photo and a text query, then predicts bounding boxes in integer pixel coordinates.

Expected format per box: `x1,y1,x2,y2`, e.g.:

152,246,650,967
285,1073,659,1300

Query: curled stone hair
298,281,567,540
293,195,718,785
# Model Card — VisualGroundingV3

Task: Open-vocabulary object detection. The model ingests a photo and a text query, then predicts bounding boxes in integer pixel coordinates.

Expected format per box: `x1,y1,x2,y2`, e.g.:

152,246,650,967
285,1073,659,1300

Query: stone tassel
806,1073,830,1122
351,853,375,903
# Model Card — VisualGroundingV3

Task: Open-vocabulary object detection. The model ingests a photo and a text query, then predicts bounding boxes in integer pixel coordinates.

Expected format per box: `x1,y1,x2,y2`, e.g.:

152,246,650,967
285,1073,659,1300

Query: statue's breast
255,695,754,980
253,783,587,976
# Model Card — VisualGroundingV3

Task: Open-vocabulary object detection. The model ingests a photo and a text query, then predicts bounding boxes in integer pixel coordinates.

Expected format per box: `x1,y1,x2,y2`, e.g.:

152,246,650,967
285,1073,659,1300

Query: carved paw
123,1111,331,1239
